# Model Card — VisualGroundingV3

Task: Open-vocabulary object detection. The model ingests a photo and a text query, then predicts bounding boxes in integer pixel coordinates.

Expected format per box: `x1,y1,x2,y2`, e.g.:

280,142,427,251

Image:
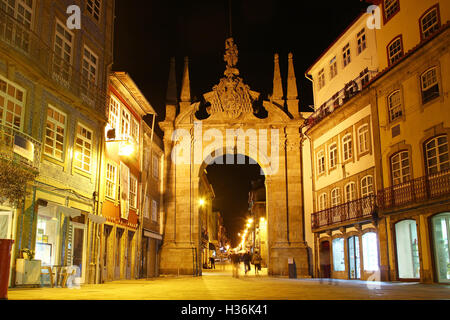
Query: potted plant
20,248,35,260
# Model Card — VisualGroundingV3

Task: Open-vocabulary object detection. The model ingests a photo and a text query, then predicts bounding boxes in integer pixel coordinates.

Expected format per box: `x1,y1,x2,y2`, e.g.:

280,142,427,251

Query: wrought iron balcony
0,9,107,118
311,195,376,230
0,123,41,172
377,169,450,211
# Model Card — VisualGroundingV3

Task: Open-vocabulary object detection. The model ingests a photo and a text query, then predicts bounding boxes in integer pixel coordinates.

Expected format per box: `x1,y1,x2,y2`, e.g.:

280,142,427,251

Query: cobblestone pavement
7,263,450,300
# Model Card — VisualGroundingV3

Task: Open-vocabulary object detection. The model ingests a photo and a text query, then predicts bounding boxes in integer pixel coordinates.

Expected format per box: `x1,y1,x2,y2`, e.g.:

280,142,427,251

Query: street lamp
199,198,205,206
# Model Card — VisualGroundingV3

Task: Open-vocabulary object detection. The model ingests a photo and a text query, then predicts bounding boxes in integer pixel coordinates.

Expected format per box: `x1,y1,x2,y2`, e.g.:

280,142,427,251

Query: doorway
348,236,361,279
431,213,450,283
103,225,113,282
126,231,134,279
319,240,331,278
71,223,86,283
115,228,124,279
395,220,420,280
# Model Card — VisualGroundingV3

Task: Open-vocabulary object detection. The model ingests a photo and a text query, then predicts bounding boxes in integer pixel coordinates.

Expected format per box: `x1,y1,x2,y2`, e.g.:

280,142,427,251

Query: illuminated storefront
395,220,420,280
431,213,450,284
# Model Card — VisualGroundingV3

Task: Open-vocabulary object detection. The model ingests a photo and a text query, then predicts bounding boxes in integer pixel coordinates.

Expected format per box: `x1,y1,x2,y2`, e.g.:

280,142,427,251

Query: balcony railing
0,123,41,171
311,195,376,230
0,9,107,118
378,169,450,211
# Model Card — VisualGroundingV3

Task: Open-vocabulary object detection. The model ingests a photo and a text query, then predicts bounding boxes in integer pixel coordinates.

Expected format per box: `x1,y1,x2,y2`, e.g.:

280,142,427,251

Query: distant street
7,262,450,300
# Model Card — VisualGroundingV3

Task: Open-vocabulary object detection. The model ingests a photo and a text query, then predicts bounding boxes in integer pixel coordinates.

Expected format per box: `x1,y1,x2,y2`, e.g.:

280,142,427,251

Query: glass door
0,210,12,239
71,223,86,284
395,220,420,279
348,236,361,279
432,213,450,283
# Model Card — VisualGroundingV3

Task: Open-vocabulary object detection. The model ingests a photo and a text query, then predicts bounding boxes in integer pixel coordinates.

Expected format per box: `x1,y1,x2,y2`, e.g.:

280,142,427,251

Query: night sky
113,0,370,246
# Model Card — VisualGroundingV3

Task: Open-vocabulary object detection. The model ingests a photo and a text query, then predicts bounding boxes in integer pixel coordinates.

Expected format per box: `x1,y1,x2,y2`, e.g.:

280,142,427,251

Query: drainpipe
304,73,316,110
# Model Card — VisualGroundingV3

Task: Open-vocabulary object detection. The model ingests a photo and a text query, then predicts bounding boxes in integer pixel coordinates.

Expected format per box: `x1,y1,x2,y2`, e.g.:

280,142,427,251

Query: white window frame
152,155,159,179
131,117,139,142
358,125,370,154
384,0,399,21
44,105,66,161
54,19,74,82
425,136,449,175
144,195,150,219
342,134,353,162
318,193,327,211
345,182,356,202
82,45,98,93
329,57,338,79
421,67,440,103
151,199,158,222
108,95,120,130
86,0,102,22
388,90,402,122
317,151,325,175
388,36,403,65
361,175,374,198
318,69,325,90
391,151,410,185
129,174,138,209
74,123,93,173
342,43,351,67
121,107,131,139
329,143,337,169
0,75,26,131
105,162,118,200
331,188,341,208
421,6,439,39
357,28,367,54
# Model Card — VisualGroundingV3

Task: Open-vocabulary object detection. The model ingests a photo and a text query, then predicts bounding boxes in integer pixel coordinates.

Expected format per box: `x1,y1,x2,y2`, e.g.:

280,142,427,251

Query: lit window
329,143,337,169
86,0,102,22
0,76,25,131
342,134,353,161
388,36,403,66
108,95,120,129
317,151,325,175
81,46,98,95
121,108,131,139
345,182,356,202
74,124,93,172
391,151,410,185
384,0,399,21
421,6,440,39
358,125,370,154
342,43,351,67
129,174,138,209
388,90,402,122
44,105,66,161
425,136,449,175
318,69,325,90
357,28,367,54
331,188,341,207
53,20,74,83
131,118,139,142
151,199,158,222
421,67,440,104
362,232,379,271
332,238,345,271
361,175,374,197
152,155,159,179
329,57,338,79
318,193,327,211
106,162,117,199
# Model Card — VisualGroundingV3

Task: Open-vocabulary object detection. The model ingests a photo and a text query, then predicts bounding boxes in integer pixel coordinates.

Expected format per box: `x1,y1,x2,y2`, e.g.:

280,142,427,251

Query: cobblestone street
7,263,450,300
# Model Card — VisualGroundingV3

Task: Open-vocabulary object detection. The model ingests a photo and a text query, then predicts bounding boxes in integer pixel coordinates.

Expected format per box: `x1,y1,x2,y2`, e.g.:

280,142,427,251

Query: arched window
388,90,402,122
331,188,341,207
361,175,374,197
317,151,325,175
318,193,328,211
358,125,370,154
388,36,403,66
421,67,440,104
420,5,440,39
342,134,353,161
425,135,449,175
329,143,337,169
391,151,410,185
345,182,356,202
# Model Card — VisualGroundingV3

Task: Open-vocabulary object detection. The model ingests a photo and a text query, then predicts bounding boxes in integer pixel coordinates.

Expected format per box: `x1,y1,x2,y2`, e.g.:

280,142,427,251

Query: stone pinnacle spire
166,57,177,106
272,53,284,102
180,56,191,103
286,53,300,118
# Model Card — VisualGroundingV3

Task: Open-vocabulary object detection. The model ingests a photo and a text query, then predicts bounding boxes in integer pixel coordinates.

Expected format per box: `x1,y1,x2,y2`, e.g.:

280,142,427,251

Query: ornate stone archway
159,38,310,277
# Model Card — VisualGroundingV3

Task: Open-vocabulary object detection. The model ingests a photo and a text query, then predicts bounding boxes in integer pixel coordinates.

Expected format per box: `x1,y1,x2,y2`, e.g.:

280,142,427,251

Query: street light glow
199,198,205,206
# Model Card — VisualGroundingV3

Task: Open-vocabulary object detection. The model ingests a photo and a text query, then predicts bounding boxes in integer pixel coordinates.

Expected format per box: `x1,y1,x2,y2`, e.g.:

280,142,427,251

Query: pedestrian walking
251,250,262,275
209,256,216,269
231,252,240,278
243,250,252,274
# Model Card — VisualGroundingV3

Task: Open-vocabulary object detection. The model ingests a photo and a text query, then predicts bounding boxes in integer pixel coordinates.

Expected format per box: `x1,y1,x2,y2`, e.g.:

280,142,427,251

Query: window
74,124,93,172
331,188,341,207
108,95,120,129
318,193,327,211
318,69,325,90
362,232,379,271
388,36,403,66
357,28,367,54
425,136,449,175
151,200,158,222
144,195,150,219
342,43,351,67
388,90,402,122
81,46,98,95
0,0,34,50
121,108,131,139
342,134,353,161
420,6,440,39
361,175,374,197
329,57,338,79
152,155,159,179
329,143,337,169
332,238,345,271
129,174,137,209
86,0,102,22
391,151,410,185
384,0,399,22
395,220,420,279
131,118,139,142
105,162,117,199
44,105,66,160
345,182,356,202
53,20,74,83
317,151,325,175
0,76,25,131
358,125,370,154
421,67,440,104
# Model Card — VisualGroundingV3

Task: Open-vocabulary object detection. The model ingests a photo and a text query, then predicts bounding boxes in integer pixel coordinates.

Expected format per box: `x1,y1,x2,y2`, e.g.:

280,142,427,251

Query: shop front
141,230,161,278
431,212,450,284
0,204,17,287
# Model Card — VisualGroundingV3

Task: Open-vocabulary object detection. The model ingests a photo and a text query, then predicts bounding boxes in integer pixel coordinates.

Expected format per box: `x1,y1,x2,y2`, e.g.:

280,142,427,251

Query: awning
143,230,162,240
88,213,106,224
209,243,216,251
56,206,81,218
